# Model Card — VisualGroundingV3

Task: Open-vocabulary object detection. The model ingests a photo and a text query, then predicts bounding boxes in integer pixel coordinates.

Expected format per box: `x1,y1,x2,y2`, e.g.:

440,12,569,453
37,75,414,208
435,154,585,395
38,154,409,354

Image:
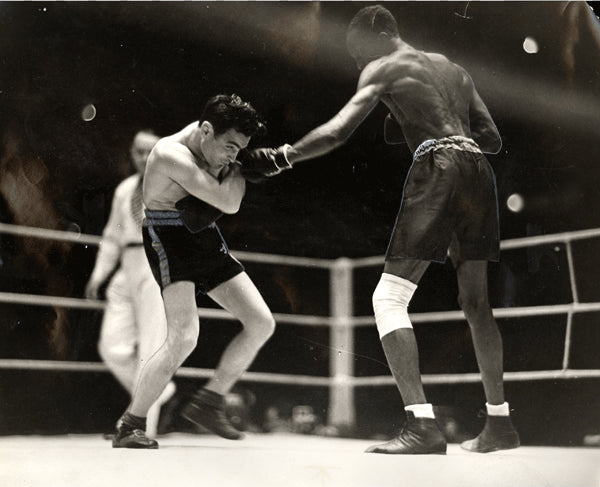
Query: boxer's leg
453,258,519,453
114,281,199,449
135,274,176,439
366,258,446,454
206,272,275,394
182,272,275,440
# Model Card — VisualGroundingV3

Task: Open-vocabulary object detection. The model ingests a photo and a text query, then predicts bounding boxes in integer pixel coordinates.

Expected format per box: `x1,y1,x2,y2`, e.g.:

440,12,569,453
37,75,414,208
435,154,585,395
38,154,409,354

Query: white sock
486,401,509,416
405,403,435,419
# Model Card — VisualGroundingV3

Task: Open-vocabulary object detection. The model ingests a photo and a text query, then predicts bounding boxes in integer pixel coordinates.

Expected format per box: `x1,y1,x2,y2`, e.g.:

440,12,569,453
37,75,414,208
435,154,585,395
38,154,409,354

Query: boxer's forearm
218,166,246,214
285,84,381,165
285,124,346,165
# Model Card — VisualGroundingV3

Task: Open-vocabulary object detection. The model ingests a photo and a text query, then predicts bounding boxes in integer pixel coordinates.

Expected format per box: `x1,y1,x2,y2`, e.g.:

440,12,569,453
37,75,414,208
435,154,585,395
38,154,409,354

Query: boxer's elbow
220,196,242,214
222,204,240,215
483,129,502,154
222,190,245,214
473,124,501,154
487,137,502,155
218,174,245,214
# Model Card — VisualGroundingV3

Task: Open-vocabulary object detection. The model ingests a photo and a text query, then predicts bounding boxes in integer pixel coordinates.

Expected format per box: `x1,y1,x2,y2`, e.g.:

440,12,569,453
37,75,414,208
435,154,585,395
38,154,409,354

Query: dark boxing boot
181,388,243,440
461,415,520,453
112,412,158,449
366,411,447,454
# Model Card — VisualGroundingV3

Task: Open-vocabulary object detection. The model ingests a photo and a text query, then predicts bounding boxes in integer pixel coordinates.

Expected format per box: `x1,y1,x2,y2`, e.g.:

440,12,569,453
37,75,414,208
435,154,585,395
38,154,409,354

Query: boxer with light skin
112,94,275,449
244,5,519,454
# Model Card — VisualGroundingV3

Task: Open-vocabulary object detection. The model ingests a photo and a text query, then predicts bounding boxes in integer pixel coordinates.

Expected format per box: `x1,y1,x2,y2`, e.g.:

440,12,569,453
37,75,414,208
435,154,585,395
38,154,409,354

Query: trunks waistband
413,136,481,161
143,209,184,227
143,209,216,229
125,242,144,248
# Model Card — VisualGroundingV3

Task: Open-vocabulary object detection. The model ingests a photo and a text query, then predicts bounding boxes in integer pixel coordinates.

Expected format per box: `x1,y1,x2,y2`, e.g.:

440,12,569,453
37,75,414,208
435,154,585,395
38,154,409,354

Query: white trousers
98,247,168,394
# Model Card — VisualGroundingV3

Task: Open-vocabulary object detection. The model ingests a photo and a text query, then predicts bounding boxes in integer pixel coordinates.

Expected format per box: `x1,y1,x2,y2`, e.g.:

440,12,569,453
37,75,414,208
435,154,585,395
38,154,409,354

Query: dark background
0,2,599,445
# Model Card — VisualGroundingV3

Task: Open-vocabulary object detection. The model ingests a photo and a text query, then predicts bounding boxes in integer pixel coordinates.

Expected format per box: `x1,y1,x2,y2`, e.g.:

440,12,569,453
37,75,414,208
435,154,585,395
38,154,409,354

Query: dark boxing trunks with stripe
142,209,243,294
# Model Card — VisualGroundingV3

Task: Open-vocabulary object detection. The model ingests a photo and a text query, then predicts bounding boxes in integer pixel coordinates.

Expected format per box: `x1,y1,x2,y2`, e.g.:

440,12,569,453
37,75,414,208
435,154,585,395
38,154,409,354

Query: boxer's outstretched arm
285,82,383,164
151,141,246,214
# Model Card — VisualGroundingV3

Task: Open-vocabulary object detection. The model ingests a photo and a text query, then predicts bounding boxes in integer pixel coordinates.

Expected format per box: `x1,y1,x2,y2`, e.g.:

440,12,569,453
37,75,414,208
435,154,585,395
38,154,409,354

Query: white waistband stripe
413,136,481,160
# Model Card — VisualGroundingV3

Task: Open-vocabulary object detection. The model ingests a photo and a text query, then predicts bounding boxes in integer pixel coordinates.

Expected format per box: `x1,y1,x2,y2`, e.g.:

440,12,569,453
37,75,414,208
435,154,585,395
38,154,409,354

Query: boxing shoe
112,428,158,449
181,388,243,440
461,415,520,453
365,411,447,454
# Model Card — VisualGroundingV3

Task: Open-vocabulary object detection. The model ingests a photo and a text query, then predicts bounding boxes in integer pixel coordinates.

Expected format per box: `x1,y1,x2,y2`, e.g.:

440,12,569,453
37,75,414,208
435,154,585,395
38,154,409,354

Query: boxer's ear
377,31,393,49
200,121,213,137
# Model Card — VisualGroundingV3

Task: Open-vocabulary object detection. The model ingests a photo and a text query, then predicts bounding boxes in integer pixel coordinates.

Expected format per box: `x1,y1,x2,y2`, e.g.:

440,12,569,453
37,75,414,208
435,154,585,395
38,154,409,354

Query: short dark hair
201,94,266,137
347,5,399,40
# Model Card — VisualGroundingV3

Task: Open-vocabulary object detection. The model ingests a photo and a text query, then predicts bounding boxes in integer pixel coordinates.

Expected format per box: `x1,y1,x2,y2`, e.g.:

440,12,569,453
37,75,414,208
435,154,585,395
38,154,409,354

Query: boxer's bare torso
143,122,246,214
286,40,501,164
357,45,500,154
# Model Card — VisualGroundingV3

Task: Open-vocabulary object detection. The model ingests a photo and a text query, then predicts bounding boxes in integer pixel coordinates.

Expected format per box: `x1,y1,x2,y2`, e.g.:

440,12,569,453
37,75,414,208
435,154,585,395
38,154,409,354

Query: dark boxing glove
175,195,223,233
241,145,292,182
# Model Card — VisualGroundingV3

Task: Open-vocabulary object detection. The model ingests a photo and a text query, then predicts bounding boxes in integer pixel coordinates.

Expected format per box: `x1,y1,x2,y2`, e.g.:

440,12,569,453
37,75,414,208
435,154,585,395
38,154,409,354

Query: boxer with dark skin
112,95,275,448
244,5,519,454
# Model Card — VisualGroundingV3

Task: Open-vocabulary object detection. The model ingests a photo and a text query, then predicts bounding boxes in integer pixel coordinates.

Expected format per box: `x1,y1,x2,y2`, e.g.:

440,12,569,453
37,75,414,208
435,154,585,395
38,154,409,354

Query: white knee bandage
372,273,417,339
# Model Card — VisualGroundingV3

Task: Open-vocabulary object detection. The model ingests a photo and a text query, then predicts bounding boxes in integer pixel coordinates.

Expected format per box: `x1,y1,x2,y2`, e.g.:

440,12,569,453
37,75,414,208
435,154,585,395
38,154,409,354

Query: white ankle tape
486,402,509,416
372,273,417,338
405,403,435,419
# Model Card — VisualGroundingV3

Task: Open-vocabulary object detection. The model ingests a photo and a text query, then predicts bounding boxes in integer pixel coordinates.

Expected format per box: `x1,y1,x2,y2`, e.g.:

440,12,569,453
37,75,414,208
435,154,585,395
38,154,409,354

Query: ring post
328,257,356,430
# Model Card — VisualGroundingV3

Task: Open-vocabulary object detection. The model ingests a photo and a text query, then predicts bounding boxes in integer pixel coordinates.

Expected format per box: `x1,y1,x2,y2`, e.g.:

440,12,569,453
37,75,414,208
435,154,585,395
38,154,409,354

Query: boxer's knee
372,273,417,339
457,291,490,321
165,318,199,361
163,293,200,358
245,313,276,344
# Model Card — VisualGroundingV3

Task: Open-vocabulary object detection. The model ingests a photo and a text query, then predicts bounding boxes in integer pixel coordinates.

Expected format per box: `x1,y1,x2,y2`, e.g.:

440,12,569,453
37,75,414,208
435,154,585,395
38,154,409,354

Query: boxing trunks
386,135,500,263
142,196,244,294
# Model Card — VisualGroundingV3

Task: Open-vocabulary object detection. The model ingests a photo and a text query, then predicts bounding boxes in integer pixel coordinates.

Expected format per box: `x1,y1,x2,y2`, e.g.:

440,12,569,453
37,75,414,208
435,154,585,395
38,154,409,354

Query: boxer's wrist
275,144,293,170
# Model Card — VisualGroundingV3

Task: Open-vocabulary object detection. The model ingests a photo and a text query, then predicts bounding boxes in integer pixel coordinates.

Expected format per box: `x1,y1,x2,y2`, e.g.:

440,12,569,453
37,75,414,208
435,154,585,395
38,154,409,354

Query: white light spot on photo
81,104,97,122
523,36,539,54
507,193,525,213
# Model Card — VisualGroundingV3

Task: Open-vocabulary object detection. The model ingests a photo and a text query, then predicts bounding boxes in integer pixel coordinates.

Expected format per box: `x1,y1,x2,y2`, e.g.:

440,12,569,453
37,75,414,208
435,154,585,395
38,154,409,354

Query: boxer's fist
241,145,292,182
243,147,278,175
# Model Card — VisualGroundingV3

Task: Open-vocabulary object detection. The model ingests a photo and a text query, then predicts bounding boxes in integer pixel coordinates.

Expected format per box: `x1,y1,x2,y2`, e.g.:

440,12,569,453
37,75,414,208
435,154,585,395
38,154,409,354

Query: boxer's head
130,130,159,175
346,5,400,70
198,94,266,171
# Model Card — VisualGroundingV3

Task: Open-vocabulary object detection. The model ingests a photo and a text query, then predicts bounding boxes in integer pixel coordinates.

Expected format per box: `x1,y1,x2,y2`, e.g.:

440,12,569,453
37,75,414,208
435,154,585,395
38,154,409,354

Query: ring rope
0,359,598,383
0,222,599,388
350,226,600,269
0,291,333,326
3,291,600,326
